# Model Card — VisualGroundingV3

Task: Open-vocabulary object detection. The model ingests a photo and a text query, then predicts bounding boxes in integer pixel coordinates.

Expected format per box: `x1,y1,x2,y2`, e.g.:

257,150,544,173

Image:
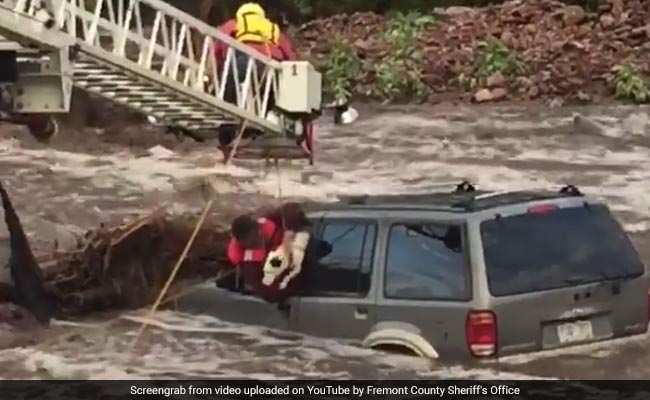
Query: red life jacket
214,19,297,62
226,217,282,266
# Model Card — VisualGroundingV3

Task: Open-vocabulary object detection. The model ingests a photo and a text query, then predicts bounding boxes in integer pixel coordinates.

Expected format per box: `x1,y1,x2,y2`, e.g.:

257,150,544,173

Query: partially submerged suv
179,182,649,360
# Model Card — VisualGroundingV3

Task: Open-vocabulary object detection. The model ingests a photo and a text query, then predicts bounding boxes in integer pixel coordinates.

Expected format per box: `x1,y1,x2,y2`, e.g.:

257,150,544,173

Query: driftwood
41,209,230,316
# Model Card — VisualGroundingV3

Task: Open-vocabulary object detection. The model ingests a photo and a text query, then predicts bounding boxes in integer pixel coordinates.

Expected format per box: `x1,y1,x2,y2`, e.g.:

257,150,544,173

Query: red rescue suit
214,19,297,62
226,204,309,303
226,217,280,267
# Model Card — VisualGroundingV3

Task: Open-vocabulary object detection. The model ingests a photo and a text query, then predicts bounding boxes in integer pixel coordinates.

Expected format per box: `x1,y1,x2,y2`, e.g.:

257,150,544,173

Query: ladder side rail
138,0,281,65
45,0,282,73
57,0,279,124
72,45,282,132
9,0,281,101
2,0,290,131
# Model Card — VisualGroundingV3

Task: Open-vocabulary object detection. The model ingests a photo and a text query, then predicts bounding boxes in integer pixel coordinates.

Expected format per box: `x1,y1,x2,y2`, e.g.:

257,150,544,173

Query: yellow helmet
236,3,266,18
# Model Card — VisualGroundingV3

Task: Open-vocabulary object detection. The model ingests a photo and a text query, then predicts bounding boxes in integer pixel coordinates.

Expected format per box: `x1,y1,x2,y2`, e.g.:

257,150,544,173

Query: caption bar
131,383,522,398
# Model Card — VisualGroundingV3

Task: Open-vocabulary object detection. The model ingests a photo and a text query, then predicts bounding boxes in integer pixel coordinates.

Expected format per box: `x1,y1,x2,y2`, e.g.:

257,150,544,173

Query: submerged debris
40,210,230,316
296,0,650,103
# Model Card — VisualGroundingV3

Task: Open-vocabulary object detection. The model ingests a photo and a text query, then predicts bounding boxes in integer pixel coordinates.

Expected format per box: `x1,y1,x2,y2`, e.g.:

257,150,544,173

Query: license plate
557,320,594,344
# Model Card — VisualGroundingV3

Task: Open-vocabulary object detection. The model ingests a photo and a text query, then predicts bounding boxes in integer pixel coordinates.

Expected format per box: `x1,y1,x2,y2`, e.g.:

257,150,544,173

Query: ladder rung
0,0,312,152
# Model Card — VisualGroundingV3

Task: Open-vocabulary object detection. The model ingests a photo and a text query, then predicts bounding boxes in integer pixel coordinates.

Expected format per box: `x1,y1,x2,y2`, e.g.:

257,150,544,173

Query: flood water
1,102,650,380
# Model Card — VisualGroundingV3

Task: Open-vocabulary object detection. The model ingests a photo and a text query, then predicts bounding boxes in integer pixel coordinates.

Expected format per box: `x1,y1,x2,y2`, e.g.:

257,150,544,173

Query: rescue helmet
236,3,266,18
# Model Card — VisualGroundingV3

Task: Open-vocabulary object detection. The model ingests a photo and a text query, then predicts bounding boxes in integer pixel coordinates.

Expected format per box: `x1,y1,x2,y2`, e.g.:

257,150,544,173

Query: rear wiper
564,276,588,285
564,270,630,286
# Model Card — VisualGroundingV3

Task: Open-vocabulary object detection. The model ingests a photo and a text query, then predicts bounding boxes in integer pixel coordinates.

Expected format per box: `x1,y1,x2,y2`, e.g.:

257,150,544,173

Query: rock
549,97,564,108
295,0,650,105
563,6,586,26
147,145,175,159
527,85,540,99
444,7,474,16
573,113,605,136
474,87,508,103
600,13,616,29
486,72,507,88
610,0,624,20
473,89,492,103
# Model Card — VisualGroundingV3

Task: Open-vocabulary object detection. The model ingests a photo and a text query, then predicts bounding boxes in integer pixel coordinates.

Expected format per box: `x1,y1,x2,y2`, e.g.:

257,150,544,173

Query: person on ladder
213,3,301,160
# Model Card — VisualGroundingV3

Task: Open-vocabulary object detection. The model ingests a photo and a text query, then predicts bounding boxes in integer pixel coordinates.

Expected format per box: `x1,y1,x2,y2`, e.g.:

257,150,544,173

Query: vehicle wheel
26,115,58,143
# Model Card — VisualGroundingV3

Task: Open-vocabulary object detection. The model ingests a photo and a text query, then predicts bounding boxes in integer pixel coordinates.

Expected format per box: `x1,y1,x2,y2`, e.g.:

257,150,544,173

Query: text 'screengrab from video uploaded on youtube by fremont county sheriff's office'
130,383,522,397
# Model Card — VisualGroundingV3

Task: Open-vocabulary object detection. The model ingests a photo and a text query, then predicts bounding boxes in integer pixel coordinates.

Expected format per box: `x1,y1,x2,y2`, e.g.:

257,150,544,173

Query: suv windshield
480,204,644,297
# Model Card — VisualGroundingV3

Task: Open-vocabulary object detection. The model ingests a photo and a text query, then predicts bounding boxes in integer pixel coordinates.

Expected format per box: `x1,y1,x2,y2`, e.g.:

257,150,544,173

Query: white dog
262,230,310,290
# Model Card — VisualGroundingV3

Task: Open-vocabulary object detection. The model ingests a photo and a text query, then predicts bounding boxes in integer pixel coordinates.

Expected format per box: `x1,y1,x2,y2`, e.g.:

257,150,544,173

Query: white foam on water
2,104,650,379
0,144,256,195
419,365,550,380
495,329,650,365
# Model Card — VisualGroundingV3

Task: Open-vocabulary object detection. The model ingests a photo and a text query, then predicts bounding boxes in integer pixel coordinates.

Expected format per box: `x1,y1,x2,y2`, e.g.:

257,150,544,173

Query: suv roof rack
337,182,585,211
453,184,584,211
341,180,476,205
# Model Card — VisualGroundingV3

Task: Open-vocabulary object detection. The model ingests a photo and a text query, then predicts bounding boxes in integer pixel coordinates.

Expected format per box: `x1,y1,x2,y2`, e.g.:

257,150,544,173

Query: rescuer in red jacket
213,3,299,154
226,203,321,303
213,3,297,65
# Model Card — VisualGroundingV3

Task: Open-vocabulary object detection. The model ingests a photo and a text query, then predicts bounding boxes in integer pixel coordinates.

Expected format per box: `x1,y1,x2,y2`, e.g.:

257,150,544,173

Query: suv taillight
466,310,497,357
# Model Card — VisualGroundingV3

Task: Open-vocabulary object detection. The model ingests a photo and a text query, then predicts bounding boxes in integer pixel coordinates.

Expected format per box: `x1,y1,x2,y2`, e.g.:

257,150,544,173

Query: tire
26,115,58,143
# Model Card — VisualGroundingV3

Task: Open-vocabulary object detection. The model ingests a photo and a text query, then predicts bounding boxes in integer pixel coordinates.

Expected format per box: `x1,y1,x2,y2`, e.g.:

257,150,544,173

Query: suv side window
304,219,377,297
384,223,470,301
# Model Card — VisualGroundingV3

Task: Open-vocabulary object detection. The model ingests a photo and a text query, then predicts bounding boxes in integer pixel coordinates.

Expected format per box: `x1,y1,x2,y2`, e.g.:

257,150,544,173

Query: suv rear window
480,204,644,297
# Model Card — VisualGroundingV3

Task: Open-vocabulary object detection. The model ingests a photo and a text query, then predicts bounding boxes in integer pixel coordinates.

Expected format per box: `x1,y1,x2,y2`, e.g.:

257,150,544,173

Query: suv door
293,218,378,339
375,221,473,358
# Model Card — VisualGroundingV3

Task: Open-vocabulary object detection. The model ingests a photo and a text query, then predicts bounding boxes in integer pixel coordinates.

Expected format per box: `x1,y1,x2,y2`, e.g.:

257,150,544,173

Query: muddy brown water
1,102,650,380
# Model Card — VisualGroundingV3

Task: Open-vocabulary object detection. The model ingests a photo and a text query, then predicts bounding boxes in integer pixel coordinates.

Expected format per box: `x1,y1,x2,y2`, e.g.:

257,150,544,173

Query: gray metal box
276,61,321,114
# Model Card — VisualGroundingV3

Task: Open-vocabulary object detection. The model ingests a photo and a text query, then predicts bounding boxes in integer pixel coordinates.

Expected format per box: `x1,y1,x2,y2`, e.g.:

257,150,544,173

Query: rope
274,158,287,231
130,199,214,348
224,119,248,165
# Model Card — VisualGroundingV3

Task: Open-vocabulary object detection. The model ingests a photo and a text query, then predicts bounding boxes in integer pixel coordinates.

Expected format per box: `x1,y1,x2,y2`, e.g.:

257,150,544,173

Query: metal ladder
0,0,321,139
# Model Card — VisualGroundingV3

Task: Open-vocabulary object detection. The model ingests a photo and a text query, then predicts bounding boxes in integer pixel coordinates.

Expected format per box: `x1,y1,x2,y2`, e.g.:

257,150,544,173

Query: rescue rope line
274,158,287,230
130,198,214,348
224,119,249,165
224,33,275,165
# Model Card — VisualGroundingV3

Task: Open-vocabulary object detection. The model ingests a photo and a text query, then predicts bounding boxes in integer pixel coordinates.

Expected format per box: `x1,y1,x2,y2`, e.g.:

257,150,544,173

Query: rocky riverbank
295,0,650,105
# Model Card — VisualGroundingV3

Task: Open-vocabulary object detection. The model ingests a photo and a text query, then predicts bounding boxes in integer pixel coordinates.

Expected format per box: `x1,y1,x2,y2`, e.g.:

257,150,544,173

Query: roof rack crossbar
339,179,476,205
472,190,518,200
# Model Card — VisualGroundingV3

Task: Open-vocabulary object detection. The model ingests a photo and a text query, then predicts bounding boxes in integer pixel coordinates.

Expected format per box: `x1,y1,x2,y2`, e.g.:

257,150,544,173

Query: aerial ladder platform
0,0,323,163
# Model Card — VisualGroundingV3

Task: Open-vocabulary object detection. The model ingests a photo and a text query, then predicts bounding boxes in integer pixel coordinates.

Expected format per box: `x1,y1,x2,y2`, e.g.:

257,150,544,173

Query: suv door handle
355,306,368,320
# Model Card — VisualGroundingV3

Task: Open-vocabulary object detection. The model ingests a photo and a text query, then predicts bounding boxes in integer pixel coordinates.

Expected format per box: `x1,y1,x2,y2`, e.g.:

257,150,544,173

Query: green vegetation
320,37,362,102
578,0,602,13
615,61,650,103
319,10,436,104
291,0,314,16
369,11,437,102
474,39,518,81
456,38,522,90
